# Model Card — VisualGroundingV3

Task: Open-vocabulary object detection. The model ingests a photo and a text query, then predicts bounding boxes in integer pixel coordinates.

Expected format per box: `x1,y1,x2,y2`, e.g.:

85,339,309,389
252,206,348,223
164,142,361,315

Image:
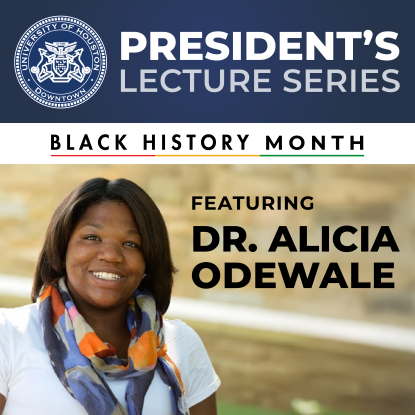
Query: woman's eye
124,241,139,248
84,235,100,241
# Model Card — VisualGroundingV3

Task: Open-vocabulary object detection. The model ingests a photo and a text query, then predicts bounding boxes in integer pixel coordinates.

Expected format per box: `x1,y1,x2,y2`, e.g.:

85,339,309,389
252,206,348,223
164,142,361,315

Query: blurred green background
218,401,366,415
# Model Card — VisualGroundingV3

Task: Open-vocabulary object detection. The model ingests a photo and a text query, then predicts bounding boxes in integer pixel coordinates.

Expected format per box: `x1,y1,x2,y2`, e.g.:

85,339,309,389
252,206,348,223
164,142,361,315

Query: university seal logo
15,16,107,108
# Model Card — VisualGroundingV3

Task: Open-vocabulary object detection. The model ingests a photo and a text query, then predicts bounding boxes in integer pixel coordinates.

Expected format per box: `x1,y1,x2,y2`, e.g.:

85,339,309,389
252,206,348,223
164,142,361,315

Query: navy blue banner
1,0,413,123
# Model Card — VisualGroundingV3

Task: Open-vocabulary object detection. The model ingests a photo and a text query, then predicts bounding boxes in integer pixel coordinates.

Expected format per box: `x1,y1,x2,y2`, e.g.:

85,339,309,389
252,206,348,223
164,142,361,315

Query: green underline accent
260,154,364,157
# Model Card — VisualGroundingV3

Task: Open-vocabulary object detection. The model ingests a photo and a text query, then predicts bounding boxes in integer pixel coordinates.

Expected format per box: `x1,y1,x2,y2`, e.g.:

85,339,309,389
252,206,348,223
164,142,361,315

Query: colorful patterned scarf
38,278,188,415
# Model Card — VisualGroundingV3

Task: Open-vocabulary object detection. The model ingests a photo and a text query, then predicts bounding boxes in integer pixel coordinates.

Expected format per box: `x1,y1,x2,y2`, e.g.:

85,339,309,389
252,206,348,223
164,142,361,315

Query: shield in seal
53,57,69,77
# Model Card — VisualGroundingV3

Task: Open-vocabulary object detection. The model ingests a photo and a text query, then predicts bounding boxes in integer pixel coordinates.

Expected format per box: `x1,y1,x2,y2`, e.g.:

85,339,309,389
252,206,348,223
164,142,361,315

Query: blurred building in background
0,164,414,415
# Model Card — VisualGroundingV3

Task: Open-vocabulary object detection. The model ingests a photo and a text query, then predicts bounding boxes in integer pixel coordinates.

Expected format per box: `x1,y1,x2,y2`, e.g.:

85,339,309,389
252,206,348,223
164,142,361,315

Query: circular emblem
15,16,107,108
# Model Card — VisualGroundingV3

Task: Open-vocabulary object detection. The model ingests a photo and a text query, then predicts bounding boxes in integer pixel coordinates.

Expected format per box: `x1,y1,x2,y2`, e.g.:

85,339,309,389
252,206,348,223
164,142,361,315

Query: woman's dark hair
32,178,176,314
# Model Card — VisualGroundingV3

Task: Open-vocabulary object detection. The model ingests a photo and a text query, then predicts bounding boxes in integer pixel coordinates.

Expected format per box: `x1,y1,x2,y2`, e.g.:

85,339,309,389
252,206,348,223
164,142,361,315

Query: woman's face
65,201,146,311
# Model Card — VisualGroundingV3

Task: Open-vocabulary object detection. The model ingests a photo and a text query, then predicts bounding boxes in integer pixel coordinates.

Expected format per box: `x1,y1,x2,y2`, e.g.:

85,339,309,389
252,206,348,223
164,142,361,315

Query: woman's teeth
93,272,121,280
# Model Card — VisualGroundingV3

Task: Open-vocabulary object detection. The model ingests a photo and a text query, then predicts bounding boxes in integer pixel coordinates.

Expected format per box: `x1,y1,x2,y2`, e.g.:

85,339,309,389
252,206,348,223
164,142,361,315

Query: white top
0,304,220,415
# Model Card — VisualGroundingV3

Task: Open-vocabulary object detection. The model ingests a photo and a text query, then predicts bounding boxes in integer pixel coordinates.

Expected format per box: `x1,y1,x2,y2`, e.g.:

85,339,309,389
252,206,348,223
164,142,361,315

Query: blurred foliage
218,402,291,415
217,401,368,415
292,399,322,415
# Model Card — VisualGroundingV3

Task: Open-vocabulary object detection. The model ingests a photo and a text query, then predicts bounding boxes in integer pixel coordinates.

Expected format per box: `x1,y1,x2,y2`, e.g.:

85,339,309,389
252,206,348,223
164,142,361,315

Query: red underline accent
51,155,155,157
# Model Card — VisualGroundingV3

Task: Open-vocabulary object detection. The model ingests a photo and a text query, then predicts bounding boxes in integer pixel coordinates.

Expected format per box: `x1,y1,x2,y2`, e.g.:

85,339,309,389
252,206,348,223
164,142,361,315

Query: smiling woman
0,178,219,415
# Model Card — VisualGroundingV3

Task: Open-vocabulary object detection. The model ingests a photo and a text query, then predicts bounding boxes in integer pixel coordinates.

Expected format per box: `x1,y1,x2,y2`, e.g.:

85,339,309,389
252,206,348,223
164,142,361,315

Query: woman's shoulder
163,318,201,347
163,319,212,365
0,304,40,364
163,318,191,335
0,303,39,333
163,319,221,408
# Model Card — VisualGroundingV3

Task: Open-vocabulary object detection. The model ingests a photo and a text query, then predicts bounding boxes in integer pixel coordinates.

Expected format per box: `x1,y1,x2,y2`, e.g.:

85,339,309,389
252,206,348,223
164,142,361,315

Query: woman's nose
97,241,123,262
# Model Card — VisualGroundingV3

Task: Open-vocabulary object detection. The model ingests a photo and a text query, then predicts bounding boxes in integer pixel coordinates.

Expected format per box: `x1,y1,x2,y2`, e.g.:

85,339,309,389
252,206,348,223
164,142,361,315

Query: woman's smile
92,271,122,281
65,201,146,311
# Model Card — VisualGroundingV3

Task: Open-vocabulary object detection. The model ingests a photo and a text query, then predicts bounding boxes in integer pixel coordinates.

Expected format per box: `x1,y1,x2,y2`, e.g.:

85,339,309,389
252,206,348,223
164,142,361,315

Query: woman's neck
72,300,133,359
